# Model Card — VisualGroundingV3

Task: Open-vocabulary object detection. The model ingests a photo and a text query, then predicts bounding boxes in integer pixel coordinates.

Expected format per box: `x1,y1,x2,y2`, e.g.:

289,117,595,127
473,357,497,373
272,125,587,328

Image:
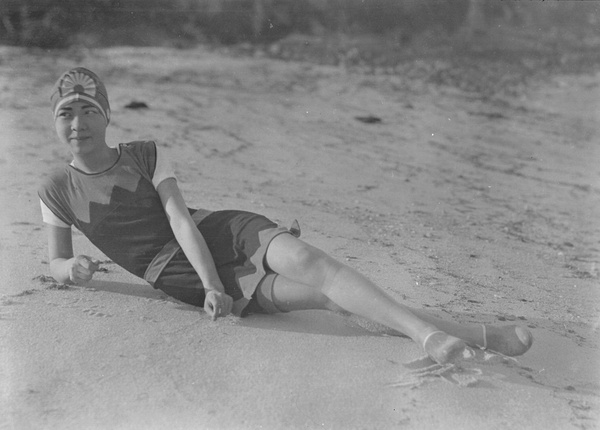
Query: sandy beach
1,46,599,429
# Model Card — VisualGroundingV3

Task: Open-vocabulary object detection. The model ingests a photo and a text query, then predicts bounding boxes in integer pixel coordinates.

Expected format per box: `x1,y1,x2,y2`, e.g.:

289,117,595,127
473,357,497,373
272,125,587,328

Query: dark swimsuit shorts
146,210,299,317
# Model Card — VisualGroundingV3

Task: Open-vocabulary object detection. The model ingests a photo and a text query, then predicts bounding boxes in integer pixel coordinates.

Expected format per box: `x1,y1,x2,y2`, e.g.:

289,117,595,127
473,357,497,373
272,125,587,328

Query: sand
1,46,599,429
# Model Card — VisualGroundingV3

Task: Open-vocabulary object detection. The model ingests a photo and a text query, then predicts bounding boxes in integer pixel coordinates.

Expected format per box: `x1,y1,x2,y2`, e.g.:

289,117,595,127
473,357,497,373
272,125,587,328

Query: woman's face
54,100,107,156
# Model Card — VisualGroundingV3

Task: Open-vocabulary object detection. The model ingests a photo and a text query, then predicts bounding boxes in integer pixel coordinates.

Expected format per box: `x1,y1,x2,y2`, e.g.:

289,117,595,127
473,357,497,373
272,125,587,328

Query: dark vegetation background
1,0,599,95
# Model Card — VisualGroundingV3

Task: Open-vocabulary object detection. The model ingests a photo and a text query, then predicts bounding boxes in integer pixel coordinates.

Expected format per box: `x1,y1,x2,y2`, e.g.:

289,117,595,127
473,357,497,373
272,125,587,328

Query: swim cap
51,67,110,124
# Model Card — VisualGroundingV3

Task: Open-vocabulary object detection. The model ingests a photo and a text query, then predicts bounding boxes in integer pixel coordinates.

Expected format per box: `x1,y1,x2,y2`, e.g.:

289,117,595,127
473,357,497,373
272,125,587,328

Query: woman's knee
291,242,327,269
267,235,341,284
285,243,332,282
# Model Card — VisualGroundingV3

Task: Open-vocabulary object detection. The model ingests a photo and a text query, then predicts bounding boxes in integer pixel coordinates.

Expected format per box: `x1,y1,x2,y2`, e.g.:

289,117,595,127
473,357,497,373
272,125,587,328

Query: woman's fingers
204,292,218,320
69,255,100,283
204,291,233,320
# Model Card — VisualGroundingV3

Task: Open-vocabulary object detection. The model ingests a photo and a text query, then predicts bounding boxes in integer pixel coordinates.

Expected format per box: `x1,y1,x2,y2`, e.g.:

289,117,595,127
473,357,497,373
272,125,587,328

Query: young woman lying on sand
39,68,533,365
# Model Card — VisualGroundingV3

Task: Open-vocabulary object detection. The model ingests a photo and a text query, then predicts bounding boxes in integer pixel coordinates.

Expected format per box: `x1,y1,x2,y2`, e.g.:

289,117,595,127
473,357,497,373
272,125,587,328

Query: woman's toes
486,325,534,356
515,326,533,349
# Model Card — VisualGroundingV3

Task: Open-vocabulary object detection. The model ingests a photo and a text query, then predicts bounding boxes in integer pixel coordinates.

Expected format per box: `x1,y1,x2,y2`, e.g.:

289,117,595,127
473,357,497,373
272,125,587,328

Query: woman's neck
72,145,119,174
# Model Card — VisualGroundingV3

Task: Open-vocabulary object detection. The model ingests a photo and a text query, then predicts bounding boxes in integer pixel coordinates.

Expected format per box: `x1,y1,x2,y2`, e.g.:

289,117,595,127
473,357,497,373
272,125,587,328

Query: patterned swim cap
51,67,110,124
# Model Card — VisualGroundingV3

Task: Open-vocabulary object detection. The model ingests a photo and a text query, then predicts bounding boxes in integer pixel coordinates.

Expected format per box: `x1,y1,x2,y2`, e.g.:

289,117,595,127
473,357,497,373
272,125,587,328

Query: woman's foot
422,331,473,364
477,324,533,356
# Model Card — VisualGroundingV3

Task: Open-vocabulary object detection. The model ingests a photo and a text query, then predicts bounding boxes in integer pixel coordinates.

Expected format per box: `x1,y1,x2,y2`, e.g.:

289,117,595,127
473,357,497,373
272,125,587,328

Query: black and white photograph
1,1,599,429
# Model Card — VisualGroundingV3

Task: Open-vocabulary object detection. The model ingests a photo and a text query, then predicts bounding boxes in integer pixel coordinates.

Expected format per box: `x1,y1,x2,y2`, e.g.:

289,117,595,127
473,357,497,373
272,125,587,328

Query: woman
39,67,533,364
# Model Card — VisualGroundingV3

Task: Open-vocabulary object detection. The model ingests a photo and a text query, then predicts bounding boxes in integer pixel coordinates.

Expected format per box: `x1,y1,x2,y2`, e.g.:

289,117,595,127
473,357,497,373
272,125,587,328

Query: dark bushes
0,0,597,49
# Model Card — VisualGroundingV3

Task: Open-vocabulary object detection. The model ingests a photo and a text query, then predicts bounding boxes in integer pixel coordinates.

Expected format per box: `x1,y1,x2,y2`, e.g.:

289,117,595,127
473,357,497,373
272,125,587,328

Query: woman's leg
265,234,471,364
268,274,532,356
265,234,532,360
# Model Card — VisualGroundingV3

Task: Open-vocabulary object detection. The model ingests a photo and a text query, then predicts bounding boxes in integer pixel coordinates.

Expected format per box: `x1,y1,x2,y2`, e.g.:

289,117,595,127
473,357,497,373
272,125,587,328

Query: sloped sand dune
1,46,599,429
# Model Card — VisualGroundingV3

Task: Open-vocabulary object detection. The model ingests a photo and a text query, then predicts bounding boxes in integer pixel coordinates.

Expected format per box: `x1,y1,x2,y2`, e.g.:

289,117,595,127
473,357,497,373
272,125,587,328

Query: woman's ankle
422,331,472,364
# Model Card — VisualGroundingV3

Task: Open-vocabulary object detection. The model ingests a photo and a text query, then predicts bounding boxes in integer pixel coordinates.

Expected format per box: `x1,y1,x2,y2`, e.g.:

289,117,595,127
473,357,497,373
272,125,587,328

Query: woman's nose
71,115,86,131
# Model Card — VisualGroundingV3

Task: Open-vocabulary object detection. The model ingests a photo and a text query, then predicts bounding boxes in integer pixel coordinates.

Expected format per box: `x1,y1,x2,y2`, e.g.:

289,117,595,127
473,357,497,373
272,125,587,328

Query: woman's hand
68,255,100,284
204,289,233,321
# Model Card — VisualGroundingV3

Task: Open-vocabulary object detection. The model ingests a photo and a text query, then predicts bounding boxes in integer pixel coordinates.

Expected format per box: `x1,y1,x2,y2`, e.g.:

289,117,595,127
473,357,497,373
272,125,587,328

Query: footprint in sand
82,308,112,318
390,350,527,388
0,297,23,319
1,297,21,306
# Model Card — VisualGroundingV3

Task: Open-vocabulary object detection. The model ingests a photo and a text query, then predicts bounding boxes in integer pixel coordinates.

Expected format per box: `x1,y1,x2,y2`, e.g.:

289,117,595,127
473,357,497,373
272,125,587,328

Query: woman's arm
47,224,99,284
157,178,232,319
